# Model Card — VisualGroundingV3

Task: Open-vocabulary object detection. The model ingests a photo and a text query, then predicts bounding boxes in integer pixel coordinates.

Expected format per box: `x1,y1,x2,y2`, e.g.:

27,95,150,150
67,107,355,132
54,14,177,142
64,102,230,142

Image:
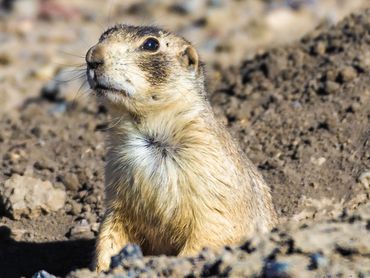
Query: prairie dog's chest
109,127,181,189
107,109,207,182
107,127,186,222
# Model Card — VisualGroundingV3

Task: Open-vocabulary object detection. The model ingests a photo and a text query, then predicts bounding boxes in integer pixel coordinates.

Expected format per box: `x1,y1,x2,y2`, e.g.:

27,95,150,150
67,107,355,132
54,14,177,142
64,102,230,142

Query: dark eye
141,38,160,52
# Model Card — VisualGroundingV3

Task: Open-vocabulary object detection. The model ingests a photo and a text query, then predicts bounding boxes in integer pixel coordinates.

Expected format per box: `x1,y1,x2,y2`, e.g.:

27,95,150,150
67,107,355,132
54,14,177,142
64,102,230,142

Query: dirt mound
0,7,369,278
65,203,370,277
212,9,370,217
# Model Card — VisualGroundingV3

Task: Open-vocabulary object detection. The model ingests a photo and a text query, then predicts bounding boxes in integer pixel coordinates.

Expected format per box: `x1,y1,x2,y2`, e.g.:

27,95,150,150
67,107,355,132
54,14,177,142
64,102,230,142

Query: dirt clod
0,175,66,220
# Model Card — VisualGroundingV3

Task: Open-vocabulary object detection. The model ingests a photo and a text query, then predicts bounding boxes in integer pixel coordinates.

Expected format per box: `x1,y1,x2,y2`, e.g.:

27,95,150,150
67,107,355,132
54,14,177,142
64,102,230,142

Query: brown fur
85,24,278,272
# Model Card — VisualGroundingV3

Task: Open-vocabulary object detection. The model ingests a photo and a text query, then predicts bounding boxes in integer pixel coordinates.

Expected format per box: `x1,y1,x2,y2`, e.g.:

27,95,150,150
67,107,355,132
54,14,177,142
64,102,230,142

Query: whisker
60,68,86,74
58,50,85,59
52,62,86,68
70,79,90,106
53,73,86,85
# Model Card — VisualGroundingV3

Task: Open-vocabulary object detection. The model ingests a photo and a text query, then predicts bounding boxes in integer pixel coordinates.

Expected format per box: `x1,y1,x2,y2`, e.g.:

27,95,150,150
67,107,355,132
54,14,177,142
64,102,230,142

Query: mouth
95,84,126,95
87,69,127,96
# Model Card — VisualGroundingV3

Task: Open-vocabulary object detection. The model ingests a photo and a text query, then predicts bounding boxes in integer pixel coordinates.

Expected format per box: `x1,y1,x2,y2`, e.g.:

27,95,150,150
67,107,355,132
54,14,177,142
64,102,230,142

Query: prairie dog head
86,25,205,115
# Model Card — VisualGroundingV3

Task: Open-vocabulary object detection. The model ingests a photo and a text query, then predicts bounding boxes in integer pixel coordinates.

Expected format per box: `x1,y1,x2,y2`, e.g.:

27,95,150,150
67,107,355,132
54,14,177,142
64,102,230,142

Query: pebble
62,173,80,191
358,171,370,189
68,219,94,239
91,222,100,233
338,66,357,83
310,156,326,166
0,175,66,220
167,259,193,277
33,156,57,172
292,100,302,109
83,211,97,224
69,199,82,215
110,244,143,269
263,261,290,278
10,228,27,241
313,41,326,55
309,252,327,269
32,270,57,278
324,80,340,94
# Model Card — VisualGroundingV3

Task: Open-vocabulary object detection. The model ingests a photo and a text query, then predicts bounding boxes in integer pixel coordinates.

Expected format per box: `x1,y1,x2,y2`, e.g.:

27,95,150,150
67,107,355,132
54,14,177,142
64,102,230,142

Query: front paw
94,253,112,273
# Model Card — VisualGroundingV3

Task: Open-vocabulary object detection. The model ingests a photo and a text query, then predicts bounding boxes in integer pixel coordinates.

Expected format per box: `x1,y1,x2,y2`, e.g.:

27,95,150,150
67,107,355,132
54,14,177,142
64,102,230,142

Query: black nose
86,45,104,69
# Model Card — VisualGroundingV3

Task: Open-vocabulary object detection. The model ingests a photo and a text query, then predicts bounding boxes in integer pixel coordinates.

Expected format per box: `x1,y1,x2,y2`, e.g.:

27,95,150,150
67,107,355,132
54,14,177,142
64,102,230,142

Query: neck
102,79,214,148
122,101,204,128
110,82,208,120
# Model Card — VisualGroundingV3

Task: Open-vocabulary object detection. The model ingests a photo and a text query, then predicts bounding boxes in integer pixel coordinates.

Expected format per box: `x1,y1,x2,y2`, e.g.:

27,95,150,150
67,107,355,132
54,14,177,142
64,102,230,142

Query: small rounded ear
178,45,199,74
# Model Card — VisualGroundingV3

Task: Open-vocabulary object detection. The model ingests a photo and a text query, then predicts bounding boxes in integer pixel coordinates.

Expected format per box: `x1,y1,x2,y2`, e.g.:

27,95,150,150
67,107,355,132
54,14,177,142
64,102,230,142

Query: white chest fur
106,126,183,213
120,131,177,181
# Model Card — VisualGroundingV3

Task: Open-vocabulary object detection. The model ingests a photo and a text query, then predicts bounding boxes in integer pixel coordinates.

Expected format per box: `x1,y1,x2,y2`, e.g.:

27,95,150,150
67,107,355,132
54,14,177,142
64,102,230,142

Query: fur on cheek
137,53,170,87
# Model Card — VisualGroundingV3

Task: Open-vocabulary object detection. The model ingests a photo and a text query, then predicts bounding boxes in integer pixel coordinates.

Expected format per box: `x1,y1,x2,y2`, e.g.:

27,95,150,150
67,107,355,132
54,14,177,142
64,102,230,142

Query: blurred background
0,0,369,112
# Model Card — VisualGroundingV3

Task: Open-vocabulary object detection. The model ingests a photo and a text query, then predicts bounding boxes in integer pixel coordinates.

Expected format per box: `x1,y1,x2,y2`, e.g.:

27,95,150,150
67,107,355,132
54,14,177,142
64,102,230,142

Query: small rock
338,66,357,83
310,156,326,166
11,228,27,241
85,195,97,204
81,204,91,213
167,259,193,277
324,81,340,94
325,70,337,81
110,244,143,269
263,261,290,278
292,101,302,109
33,156,57,172
68,219,94,239
0,175,66,220
68,199,82,216
91,222,100,233
358,171,370,189
309,252,327,270
313,41,326,55
32,270,57,278
62,173,80,191
84,211,97,224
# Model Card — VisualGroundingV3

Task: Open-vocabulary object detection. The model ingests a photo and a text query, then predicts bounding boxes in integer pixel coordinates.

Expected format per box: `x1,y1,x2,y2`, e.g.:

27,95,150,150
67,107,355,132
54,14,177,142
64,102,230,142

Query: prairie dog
85,24,278,272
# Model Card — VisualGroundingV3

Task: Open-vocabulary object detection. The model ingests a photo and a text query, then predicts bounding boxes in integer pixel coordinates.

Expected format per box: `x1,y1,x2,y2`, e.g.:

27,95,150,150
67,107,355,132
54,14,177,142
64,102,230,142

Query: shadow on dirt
0,226,95,278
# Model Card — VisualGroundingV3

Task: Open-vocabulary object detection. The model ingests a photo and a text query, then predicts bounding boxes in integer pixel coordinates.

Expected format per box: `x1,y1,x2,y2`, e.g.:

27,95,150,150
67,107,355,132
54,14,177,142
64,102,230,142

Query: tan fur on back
85,24,278,272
